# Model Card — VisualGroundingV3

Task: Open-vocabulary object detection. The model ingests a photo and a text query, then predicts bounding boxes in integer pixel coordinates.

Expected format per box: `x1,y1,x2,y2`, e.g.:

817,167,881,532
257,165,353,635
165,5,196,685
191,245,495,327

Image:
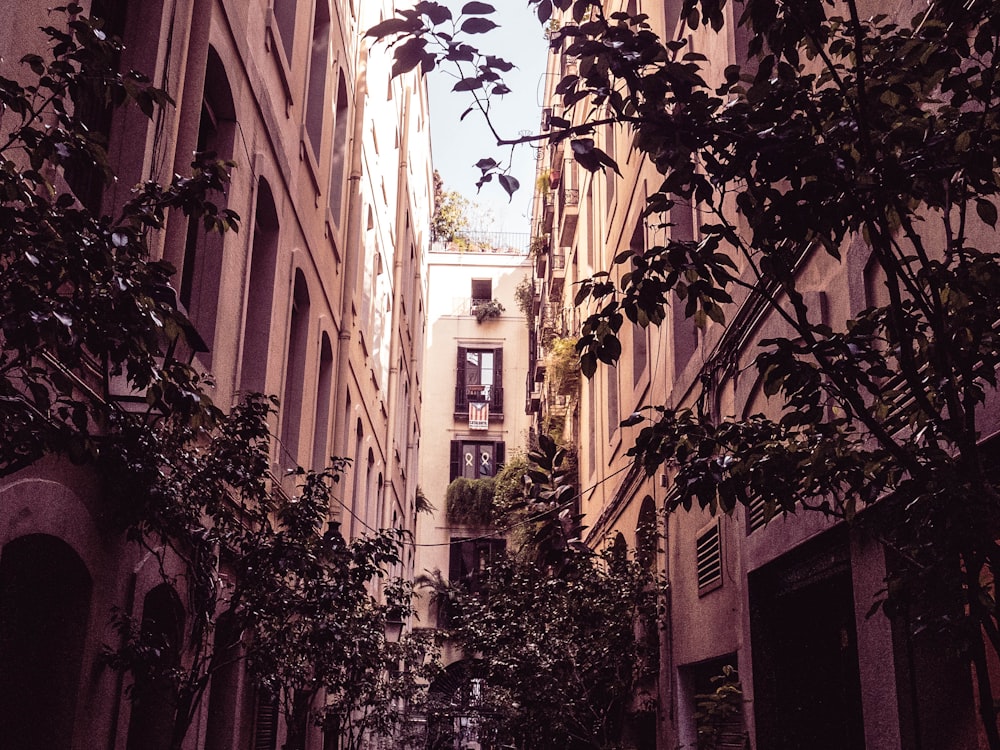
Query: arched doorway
0,534,92,749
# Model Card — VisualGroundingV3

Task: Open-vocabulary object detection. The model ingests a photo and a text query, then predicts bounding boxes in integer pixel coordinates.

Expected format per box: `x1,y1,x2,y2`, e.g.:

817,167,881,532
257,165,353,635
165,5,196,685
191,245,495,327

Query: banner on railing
469,401,489,430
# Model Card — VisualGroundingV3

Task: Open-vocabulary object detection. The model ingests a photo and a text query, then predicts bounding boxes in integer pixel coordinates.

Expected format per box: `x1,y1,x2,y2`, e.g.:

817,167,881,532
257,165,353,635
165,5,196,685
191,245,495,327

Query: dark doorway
0,534,93,750
749,529,865,750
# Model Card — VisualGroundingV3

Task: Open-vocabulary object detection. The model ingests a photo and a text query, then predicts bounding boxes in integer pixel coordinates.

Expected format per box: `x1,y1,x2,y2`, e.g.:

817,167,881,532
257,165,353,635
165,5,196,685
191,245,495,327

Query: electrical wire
270,422,636,551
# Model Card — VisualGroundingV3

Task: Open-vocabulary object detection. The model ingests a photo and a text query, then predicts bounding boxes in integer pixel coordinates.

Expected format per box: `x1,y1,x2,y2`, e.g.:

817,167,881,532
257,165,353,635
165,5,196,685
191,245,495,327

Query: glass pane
478,443,494,477
466,351,481,384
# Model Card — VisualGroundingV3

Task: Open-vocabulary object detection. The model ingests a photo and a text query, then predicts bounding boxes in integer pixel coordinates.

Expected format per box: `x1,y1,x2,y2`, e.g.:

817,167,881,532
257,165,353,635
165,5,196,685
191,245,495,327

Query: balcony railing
454,384,504,415
430,231,530,254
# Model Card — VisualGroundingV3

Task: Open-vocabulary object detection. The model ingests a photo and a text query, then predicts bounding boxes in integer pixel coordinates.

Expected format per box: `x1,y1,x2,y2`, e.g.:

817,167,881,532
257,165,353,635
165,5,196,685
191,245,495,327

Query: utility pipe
331,43,369,530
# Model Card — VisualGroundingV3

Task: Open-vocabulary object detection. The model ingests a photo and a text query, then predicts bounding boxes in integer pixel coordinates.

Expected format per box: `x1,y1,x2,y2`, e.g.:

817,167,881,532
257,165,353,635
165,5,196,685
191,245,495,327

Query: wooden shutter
494,441,505,472
492,347,503,412
253,689,279,750
449,440,461,481
455,347,467,411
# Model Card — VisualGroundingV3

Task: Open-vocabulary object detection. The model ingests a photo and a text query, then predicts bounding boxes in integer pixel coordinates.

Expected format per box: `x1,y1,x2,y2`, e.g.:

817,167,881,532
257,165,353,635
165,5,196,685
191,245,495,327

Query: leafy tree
0,6,235,476
372,0,1000,745
103,409,437,750
430,169,470,242
430,168,497,244
1,10,434,750
418,440,654,750
437,546,659,750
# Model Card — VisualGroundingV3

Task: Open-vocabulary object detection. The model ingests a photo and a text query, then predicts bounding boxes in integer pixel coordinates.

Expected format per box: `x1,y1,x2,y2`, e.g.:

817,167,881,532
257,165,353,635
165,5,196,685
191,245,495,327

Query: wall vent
696,519,722,593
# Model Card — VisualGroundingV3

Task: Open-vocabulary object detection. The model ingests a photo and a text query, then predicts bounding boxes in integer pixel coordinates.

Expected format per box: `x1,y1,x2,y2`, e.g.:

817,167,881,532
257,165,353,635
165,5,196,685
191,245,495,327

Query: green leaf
976,198,997,229
462,1,496,14
461,17,499,34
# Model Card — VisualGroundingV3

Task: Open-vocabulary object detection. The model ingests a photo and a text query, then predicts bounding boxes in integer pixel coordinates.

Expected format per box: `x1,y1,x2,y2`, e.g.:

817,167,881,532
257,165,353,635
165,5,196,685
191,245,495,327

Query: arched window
65,0,129,214
241,179,281,394
0,534,92,750
126,584,185,750
636,495,658,571
205,610,245,750
328,71,350,224
280,271,311,469
364,448,376,530
312,333,335,470
349,419,364,538
608,532,628,573
305,0,330,154
179,46,236,358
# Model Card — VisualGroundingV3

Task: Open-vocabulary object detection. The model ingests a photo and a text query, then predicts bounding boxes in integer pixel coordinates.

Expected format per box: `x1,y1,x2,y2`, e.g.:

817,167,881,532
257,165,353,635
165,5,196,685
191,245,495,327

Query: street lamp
384,616,405,643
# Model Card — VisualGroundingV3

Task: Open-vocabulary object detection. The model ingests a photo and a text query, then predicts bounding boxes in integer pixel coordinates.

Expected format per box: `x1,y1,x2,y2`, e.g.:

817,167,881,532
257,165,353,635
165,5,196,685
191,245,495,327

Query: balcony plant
472,299,504,323
446,477,497,527
529,234,549,257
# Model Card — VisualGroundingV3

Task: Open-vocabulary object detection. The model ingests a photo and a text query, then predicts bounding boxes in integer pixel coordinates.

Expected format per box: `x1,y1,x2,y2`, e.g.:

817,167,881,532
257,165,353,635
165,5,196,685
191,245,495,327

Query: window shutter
492,347,503,412
253,689,279,750
449,440,461,481
494,441,505,471
455,347,467,411
448,540,463,582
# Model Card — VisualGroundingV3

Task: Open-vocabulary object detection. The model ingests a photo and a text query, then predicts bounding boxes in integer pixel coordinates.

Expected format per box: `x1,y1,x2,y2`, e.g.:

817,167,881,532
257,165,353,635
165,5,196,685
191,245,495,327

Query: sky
425,2,549,236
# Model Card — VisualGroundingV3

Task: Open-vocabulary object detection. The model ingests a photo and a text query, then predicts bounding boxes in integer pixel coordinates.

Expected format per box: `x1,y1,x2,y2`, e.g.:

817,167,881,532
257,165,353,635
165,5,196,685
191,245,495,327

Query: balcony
559,184,579,247
454,384,504,417
525,371,541,414
549,249,566,298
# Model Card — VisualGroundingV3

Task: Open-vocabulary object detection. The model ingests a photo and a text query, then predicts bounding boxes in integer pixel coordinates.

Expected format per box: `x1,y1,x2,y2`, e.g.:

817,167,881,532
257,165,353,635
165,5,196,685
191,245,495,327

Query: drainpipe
331,44,368,522
381,84,412,533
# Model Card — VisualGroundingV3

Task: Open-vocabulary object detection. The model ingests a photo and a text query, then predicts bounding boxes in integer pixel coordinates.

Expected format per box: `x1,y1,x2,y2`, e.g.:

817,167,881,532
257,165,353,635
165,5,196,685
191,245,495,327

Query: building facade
413,242,532,632
0,0,432,748
529,2,985,749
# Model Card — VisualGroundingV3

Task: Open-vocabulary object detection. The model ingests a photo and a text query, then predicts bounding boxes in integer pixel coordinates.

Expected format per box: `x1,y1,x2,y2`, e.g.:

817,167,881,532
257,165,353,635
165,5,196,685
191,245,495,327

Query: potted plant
473,299,505,323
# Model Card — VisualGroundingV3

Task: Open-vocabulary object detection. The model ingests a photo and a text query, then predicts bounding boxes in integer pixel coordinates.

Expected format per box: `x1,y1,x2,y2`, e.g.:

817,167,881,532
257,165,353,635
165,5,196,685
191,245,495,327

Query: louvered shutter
253,689,279,750
492,347,503,412
449,440,461,481
455,347,467,411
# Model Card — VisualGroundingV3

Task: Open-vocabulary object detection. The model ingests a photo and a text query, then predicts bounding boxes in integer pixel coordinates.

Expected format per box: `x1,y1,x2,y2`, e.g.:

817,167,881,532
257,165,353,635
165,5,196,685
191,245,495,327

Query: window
273,0,297,62
630,222,648,384
280,272,311,469
449,538,506,596
471,279,492,305
252,687,279,750
636,495,658,571
64,0,128,214
455,346,503,414
205,610,244,750
126,585,185,750
179,47,235,356
312,334,335,470
241,178,280,394
450,440,505,480
607,364,619,440
305,0,330,155
329,72,350,224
